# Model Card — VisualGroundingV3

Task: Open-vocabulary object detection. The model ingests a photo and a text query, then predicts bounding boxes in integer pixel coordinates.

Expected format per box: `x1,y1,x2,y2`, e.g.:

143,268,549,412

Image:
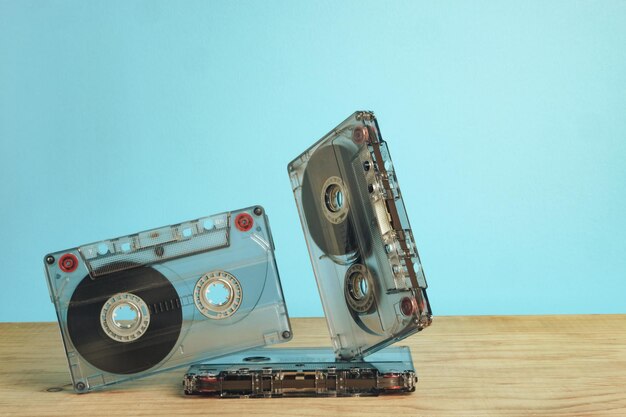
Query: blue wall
1,1,625,321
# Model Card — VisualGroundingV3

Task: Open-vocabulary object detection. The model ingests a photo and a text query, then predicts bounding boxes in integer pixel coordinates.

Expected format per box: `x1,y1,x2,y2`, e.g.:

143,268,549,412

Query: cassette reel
183,346,417,397
288,111,432,359
44,206,292,392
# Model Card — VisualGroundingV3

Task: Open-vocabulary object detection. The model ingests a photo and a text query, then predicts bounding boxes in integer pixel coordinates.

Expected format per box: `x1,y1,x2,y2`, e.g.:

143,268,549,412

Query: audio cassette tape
288,111,432,360
183,346,416,397
44,206,292,392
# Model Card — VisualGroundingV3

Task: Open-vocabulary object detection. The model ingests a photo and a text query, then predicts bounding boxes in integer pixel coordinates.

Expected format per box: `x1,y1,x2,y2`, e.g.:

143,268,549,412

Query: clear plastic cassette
183,346,416,397
44,206,292,392
288,111,432,359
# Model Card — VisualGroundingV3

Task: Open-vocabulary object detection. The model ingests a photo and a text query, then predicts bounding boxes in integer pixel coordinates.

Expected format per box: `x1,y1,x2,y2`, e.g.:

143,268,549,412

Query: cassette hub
99,292,151,343
344,264,375,314
321,176,349,224
194,271,243,320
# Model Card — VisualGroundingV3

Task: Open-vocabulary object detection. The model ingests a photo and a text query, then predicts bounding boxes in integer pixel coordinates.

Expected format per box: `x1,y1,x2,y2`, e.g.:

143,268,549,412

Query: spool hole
205,281,231,306
349,271,369,300
112,303,139,329
325,183,344,213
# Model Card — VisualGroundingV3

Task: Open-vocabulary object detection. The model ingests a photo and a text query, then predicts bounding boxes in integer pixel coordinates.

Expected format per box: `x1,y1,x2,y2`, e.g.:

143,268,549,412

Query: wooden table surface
0,316,624,416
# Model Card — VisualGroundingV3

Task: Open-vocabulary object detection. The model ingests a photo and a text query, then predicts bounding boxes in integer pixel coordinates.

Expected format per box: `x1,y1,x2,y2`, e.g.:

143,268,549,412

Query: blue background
1,1,625,322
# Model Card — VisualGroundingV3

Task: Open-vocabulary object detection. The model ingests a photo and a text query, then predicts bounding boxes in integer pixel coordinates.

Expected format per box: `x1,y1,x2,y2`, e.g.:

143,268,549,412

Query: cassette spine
184,369,416,397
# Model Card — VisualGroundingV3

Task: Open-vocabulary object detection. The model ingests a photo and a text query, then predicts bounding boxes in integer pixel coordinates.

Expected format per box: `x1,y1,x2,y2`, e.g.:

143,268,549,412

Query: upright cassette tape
288,111,432,359
44,206,292,392
183,346,416,397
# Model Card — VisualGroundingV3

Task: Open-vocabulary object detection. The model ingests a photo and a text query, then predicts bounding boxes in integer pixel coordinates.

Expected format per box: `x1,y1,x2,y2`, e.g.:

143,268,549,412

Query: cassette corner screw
45,255,55,265
282,330,291,339
75,382,86,391
253,206,263,216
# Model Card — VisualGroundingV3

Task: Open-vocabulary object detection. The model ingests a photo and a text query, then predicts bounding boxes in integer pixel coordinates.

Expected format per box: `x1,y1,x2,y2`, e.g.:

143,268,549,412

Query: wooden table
0,316,624,416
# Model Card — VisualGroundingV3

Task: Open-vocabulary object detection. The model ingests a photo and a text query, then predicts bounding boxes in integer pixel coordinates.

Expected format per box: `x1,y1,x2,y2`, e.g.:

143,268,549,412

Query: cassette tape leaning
183,346,416,397
288,111,432,360
44,206,292,392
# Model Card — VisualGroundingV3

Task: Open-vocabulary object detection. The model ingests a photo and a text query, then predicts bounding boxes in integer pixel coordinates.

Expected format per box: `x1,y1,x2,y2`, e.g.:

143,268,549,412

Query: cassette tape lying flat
44,206,292,392
183,346,416,397
288,111,432,360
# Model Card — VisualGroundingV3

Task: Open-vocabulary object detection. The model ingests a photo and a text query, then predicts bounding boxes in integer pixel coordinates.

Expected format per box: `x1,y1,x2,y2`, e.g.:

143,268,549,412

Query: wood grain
0,316,624,416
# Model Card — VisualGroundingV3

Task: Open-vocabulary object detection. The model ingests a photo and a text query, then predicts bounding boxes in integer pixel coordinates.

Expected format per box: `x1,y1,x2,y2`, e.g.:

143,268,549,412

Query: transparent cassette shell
288,111,432,360
183,346,416,397
43,206,292,392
